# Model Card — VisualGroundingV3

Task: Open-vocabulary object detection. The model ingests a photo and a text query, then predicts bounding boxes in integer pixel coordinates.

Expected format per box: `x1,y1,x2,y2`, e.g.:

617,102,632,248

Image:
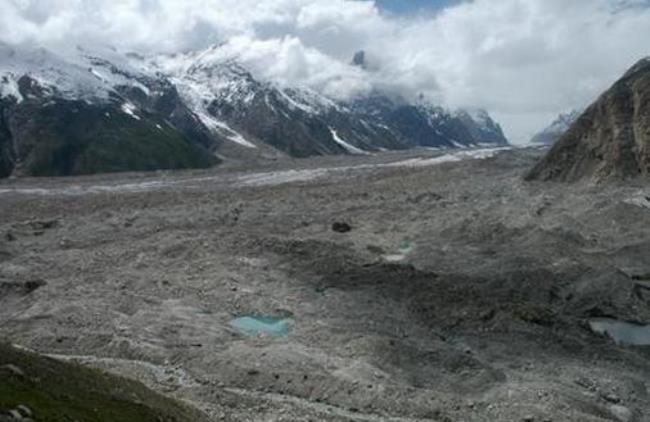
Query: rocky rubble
0,147,648,420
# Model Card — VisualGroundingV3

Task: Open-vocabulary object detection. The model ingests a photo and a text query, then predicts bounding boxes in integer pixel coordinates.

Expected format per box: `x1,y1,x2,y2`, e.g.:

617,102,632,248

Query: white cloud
1,0,650,142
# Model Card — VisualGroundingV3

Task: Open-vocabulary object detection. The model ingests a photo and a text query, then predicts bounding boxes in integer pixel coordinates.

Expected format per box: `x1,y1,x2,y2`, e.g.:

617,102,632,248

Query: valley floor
1,147,650,421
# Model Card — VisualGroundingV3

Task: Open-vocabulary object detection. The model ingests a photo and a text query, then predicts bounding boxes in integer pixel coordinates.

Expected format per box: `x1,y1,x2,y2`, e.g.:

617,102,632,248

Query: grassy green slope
13,101,218,177
0,343,209,422
0,101,14,178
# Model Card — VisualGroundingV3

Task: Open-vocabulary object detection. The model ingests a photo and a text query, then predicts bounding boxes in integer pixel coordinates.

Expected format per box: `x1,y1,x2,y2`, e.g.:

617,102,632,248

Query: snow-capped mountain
0,43,222,177
530,110,581,145
149,47,410,156
151,45,508,154
0,43,509,178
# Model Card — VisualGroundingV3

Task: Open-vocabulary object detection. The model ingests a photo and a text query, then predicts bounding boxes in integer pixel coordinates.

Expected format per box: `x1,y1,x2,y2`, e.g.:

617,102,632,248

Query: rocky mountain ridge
527,57,650,182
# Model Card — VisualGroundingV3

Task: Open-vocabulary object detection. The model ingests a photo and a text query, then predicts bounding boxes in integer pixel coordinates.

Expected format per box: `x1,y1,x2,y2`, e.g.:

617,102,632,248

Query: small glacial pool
230,315,293,337
399,240,414,254
589,318,650,346
382,240,415,262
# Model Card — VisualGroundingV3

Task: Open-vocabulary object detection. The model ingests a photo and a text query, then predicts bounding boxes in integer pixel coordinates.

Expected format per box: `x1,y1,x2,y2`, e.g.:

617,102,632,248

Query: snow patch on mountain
197,111,257,149
0,44,157,103
278,89,317,114
0,74,22,103
152,51,259,106
151,51,270,149
330,129,368,154
156,57,259,149
282,87,342,114
121,102,141,120
151,46,346,125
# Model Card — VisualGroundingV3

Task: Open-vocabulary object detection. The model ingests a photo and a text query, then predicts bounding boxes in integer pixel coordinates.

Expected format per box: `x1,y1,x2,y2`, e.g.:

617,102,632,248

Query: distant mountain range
527,57,650,182
0,43,508,178
530,110,580,145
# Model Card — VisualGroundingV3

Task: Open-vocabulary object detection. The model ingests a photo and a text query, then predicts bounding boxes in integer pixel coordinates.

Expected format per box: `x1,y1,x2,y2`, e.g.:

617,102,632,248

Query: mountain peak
351,50,367,69
530,109,581,145
623,56,650,78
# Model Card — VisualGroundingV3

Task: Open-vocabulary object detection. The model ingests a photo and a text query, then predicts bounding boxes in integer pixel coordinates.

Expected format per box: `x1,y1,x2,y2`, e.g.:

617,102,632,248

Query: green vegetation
0,102,13,178
15,101,218,177
0,142,12,178
0,343,209,422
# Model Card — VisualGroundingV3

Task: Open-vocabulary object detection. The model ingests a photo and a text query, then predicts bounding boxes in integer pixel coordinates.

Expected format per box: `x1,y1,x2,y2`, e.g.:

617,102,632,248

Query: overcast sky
2,0,650,143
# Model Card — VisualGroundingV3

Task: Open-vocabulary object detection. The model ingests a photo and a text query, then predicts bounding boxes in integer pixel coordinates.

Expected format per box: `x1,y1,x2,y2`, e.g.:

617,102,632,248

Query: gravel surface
1,146,649,421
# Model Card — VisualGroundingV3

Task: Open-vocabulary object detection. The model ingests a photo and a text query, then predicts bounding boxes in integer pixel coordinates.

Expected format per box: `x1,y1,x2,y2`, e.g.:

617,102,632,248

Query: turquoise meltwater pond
399,240,414,254
230,315,293,336
589,318,650,346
